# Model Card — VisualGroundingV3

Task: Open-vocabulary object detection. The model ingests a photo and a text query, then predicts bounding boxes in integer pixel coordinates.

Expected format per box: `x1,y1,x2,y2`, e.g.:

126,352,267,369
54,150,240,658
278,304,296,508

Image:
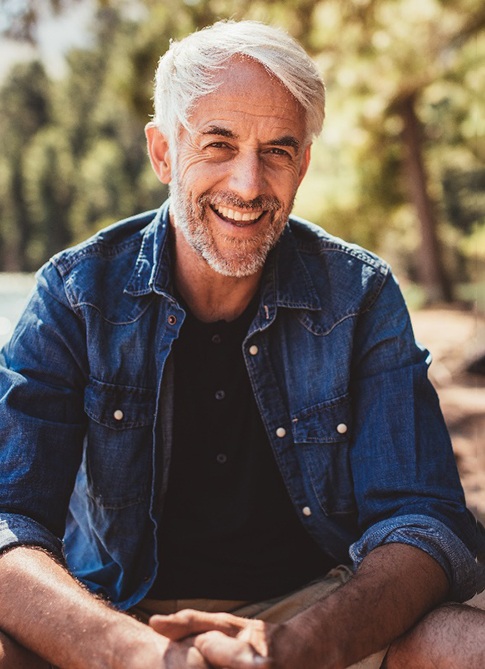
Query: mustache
198,191,282,212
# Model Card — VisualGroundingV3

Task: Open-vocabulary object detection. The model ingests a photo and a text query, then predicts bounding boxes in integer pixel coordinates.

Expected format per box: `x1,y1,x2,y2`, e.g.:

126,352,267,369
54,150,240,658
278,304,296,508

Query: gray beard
169,173,291,278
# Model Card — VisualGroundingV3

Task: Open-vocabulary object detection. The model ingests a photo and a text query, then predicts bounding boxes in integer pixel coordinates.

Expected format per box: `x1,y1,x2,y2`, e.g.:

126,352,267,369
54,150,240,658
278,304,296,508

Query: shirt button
336,423,348,434
276,427,286,438
211,334,222,344
216,453,228,464
215,390,225,400
113,409,124,421
302,506,312,517
249,345,259,356
167,314,177,325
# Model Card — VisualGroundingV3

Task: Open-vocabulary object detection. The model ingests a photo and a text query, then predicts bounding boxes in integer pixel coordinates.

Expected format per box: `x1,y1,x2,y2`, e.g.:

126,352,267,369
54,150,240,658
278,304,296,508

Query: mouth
210,204,265,226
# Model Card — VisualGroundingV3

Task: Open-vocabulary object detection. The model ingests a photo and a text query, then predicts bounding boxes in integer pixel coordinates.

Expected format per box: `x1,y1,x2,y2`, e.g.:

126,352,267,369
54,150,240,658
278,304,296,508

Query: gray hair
152,20,325,146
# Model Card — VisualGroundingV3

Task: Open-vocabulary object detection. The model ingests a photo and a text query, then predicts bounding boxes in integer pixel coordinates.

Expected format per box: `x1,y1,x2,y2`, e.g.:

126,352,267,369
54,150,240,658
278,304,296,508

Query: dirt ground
410,306,485,524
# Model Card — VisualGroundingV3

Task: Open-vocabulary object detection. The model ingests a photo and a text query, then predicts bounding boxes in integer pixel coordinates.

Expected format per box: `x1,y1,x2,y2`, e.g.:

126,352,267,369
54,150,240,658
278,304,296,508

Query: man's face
152,58,311,278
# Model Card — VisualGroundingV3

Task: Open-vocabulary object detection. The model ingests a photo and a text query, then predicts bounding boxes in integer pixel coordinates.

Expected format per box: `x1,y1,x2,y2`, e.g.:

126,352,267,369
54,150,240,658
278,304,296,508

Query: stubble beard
169,169,294,278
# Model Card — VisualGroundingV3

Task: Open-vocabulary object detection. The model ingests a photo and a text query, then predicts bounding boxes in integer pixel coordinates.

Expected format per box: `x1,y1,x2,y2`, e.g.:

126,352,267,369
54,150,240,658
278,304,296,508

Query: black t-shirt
149,297,335,600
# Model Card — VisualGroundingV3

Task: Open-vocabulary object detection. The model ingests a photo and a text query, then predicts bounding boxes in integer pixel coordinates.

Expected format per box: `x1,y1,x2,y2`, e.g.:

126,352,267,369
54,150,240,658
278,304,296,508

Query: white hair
152,20,325,146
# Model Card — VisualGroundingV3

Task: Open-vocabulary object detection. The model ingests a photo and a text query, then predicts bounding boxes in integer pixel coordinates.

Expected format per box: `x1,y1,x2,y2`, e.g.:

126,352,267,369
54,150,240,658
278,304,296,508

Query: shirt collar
124,200,173,297
125,201,322,313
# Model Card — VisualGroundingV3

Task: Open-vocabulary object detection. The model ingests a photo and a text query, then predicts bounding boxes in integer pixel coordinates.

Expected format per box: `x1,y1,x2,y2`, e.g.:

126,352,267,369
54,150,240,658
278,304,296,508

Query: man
0,19,483,669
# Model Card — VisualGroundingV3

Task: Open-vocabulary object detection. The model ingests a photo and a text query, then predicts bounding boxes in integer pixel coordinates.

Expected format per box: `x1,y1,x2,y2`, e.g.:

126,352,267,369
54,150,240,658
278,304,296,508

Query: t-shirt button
113,409,124,421
215,390,226,400
249,345,259,356
216,453,228,464
275,427,286,438
302,506,312,517
212,334,222,344
336,423,348,434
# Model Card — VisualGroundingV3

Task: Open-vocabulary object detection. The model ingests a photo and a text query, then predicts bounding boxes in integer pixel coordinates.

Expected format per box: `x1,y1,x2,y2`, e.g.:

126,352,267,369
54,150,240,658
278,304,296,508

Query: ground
410,306,485,524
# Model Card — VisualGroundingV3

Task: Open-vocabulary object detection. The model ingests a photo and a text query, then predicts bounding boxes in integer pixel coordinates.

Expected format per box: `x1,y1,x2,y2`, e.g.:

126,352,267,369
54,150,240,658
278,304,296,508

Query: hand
162,636,213,669
150,609,277,668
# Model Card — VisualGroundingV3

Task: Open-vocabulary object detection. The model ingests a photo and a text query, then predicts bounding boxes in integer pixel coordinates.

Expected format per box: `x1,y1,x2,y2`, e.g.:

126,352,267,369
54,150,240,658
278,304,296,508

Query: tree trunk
398,93,452,303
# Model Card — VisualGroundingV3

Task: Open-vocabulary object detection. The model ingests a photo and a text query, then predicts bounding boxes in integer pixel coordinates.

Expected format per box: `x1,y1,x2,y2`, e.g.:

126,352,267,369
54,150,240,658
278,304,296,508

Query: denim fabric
1,200,484,609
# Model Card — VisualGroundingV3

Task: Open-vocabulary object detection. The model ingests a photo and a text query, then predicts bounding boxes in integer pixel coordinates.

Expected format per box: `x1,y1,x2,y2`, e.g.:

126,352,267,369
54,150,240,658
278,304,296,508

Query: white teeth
216,206,261,222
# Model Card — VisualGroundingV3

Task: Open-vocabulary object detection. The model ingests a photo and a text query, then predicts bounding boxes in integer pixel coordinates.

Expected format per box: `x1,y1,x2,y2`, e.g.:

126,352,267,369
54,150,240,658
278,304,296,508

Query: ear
145,122,172,184
297,144,312,185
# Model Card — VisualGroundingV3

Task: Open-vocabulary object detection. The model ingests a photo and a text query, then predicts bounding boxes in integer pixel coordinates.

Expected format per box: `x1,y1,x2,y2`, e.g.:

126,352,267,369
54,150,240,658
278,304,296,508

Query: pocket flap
84,378,156,430
291,395,352,444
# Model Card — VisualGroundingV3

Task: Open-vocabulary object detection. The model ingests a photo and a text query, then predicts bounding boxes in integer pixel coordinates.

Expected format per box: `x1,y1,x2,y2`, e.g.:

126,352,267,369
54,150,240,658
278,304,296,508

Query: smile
211,205,264,225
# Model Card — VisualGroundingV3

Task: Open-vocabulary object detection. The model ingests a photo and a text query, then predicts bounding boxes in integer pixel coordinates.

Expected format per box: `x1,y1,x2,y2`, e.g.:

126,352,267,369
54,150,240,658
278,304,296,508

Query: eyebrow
201,126,301,151
201,126,237,139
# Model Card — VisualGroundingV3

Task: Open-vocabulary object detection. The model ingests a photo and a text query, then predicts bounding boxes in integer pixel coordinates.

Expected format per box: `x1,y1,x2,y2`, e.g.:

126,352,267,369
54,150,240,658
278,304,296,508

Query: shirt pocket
291,394,356,516
84,378,157,508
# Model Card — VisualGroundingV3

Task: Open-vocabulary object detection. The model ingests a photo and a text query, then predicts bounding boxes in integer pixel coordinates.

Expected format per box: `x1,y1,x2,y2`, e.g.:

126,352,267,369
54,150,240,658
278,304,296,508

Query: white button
276,427,286,438
336,423,348,434
249,345,259,356
302,506,312,517
113,409,124,421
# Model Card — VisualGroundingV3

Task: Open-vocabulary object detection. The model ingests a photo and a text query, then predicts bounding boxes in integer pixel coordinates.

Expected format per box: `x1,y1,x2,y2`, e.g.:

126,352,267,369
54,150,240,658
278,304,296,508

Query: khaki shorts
131,566,387,668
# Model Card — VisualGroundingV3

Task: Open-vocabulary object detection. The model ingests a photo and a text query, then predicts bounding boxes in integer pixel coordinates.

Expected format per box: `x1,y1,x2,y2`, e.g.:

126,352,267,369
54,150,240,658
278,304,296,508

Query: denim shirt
1,201,483,609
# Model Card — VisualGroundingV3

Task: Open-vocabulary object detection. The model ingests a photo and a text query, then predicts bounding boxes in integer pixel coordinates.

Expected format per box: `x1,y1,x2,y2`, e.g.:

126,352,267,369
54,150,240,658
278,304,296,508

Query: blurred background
0,0,484,514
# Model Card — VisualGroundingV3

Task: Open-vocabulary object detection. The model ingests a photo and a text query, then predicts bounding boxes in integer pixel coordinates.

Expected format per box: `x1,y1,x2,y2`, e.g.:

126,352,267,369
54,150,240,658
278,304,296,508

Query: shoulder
49,209,160,277
287,215,389,274
283,215,391,313
35,208,165,320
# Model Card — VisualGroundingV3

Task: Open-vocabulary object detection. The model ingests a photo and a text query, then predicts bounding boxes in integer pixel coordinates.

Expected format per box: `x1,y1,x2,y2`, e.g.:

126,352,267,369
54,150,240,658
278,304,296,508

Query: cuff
349,513,485,602
0,513,63,560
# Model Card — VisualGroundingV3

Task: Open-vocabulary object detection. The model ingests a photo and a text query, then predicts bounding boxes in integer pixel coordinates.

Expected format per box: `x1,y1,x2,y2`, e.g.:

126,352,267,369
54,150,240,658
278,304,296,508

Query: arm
151,543,449,669
0,546,213,669
271,542,449,668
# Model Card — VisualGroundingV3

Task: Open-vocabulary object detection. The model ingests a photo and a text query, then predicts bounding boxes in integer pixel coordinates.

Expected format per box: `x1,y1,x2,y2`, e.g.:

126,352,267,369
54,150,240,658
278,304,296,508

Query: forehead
187,58,306,139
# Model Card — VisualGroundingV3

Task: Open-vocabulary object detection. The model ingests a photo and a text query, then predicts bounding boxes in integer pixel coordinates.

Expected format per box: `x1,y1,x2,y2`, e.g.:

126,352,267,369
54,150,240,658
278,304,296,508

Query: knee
383,604,485,669
0,631,50,669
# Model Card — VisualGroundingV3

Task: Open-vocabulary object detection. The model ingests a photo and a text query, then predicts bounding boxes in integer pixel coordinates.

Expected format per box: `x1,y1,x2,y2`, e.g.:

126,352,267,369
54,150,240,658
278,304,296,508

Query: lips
211,204,264,225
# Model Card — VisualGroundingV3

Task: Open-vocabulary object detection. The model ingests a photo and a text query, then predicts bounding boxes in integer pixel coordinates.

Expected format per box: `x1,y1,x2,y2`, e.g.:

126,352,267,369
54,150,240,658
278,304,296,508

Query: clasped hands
149,609,286,668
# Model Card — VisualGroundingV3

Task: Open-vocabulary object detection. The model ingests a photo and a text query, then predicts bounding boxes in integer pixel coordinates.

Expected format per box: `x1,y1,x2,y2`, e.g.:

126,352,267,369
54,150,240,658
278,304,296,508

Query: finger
194,630,273,669
149,614,189,641
150,610,245,640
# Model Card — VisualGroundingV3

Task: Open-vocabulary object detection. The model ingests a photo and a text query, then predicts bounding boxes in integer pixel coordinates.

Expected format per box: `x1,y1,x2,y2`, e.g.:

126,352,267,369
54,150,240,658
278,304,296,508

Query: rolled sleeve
350,513,485,602
0,513,64,559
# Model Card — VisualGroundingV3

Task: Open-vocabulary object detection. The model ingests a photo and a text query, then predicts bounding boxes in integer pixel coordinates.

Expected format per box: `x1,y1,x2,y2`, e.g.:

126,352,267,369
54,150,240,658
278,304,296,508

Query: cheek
178,163,223,195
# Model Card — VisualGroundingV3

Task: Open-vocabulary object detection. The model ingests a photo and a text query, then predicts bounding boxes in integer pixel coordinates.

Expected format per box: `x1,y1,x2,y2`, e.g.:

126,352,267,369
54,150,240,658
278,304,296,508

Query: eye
206,141,232,150
266,147,292,158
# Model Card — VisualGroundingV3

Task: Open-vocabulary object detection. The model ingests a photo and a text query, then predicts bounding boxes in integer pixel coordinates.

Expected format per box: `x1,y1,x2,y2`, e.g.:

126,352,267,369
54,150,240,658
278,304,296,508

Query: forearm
279,543,449,668
0,546,170,669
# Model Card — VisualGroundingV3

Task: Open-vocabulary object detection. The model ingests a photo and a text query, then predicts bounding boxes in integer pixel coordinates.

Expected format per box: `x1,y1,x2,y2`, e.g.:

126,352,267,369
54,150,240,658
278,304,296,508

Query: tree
0,0,483,303
0,60,51,270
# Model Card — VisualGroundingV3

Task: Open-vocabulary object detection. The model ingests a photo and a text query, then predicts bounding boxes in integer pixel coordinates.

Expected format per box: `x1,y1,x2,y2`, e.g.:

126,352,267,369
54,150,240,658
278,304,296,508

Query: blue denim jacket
1,201,483,609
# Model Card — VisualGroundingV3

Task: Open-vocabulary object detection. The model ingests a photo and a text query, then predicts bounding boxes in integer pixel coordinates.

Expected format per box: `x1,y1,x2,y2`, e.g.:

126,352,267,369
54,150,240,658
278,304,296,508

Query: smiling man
0,19,484,669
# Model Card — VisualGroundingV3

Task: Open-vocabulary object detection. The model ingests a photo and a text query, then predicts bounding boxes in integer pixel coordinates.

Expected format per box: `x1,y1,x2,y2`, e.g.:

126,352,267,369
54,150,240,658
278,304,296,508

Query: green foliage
0,0,483,301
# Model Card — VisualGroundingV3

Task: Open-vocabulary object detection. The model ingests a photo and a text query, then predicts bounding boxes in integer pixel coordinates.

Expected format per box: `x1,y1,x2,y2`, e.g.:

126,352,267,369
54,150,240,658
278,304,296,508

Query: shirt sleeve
348,271,485,602
0,261,87,555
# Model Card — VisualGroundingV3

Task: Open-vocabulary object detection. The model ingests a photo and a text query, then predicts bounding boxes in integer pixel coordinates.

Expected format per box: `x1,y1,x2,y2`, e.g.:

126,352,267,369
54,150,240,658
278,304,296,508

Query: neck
172,228,262,323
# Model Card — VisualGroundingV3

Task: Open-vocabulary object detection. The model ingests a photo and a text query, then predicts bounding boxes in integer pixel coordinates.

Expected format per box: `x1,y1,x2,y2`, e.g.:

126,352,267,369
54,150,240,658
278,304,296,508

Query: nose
227,151,265,202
